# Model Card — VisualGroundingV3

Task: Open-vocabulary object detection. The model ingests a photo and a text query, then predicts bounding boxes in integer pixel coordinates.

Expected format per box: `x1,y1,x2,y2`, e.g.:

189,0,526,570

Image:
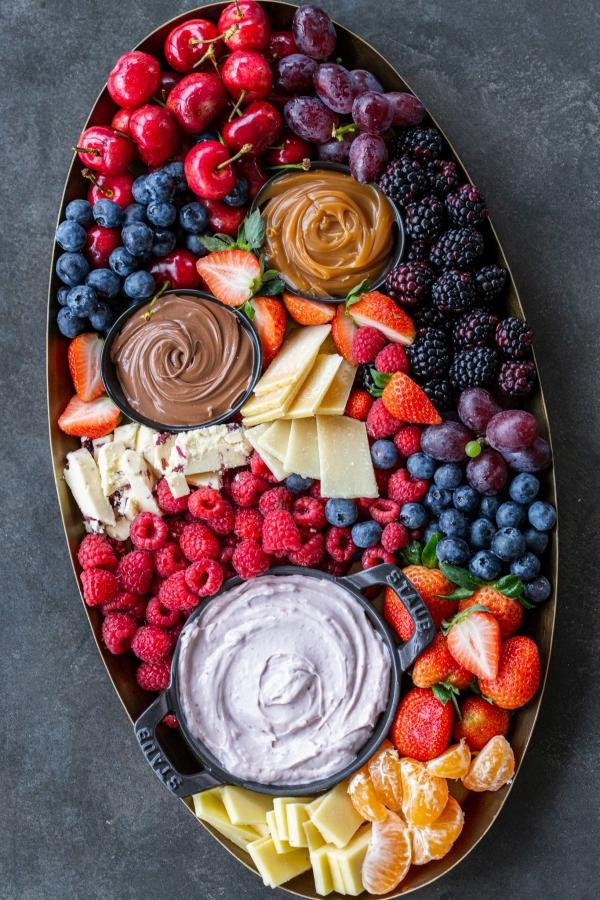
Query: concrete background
2,1,599,898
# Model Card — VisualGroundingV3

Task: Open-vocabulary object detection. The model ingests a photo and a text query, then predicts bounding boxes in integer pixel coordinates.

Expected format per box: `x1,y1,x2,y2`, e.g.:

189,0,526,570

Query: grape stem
332,123,358,141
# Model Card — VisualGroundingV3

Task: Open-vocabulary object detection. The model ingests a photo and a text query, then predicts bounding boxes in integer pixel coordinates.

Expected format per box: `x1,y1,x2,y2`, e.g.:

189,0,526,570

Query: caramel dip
110,293,254,427
259,169,395,298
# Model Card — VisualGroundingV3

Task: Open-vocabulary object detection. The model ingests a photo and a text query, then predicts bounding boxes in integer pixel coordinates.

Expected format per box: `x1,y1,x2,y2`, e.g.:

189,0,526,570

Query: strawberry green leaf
438,561,484,591
344,277,371,309
431,683,452,705
242,210,266,252
200,234,234,252
468,679,481,695
258,277,284,296
240,300,255,320
400,540,422,567
442,603,490,633
492,574,524,598
438,587,475,601
422,532,442,568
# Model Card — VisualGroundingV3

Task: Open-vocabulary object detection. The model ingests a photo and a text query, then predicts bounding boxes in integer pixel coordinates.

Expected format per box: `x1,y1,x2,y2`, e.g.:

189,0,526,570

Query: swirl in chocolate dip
110,293,254,427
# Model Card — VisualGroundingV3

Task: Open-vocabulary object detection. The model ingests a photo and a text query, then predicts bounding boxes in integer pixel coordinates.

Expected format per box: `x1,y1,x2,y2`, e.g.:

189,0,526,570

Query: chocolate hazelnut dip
259,169,394,298
177,574,392,786
110,293,254,428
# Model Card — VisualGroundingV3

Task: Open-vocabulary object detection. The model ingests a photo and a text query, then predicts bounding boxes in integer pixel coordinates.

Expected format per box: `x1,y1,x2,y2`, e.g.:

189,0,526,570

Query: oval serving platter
47,3,558,896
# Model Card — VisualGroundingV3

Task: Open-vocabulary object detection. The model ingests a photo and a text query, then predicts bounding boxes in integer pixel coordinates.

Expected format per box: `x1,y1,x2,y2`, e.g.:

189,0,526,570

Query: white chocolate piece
97,440,128,496
113,449,160,520
63,448,115,527
186,471,222,490
253,325,331,395
273,797,310,842
310,845,334,896
310,781,364,849
317,360,357,416
257,419,293,463
286,802,311,848
329,825,372,895
316,416,378,499
142,432,176,477
112,422,139,448
247,835,311,888
105,516,131,541
192,788,262,851
266,809,292,855
284,418,320,479
285,354,343,419
221,785,273,825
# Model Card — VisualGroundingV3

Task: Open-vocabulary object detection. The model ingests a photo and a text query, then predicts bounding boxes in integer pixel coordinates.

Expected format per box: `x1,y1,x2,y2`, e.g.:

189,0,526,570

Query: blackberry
412,304,452,332
446,183,487,227
431,269,476,314
421,378,455,410
474,264,507,303
453,308,499,349
449,348,499,390
406,239,430,262
379,156,427,208
356,364,379,396
426,159,459,197
498,360,537,397
495,316,534,358
430,227,484,269
406,328,451,379
385,261,434,307
404,195,445,241
395,126,444,161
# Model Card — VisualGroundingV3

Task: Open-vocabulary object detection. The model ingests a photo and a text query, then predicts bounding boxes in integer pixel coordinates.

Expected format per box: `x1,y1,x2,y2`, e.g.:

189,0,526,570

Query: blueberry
109,246,137,277
89,301,114,332
434,463,463,489
122,222,154,258
56,251,90,286
469,517,496,549
132,175,152,205
351,520,382,548
406,452,436,479
439,508,468,538
325,498,358,527
453,485,479,514
509,473,540,504
185,233,208,256
491,527,526,562
152,229,177,257
57,286,70,306
85,268,121,299
224,177,249,207
469,550,502,581
124,270,156,300
371,439,398,470
425,486,452,515
524,527,549,555
436,537,470,566
510,552,541,580
123,203,147,225
55,219,86,252
163,160,186,189
528,500,556,531
285,474,314,493
523,576,552,604
146,200,177,228
65,198,93,226
92,198,124,228
193,131,219,143
399,502,428,529
145,169,176,201
424,520,441,542
57,307,86,337
496,501,526,529
66,284,98,317
479,495,501,520
179,202,209,234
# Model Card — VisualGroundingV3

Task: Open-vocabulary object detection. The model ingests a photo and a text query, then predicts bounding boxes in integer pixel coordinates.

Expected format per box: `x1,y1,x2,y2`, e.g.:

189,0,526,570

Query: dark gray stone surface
1,1,599,898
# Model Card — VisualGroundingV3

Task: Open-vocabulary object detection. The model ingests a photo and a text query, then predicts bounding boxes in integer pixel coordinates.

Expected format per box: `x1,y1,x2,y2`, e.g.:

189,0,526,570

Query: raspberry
234,508,264,541
374,344,409,375
381,522,410,553
131,624,172,663
101,590,140,615
351,326,387,364
366,398,403,439
162,714,178,729
130,512,168,550
362,546,396,568
154,542,187,578
165,516,188,540
230,470,268,507
145,597,181,629
292,496,326,529
249,451,279,483
80,568,118,606
309,481,326,500
209,501,235,535
136,659,171,692
156,478,188,514
219,534,238,568
325,526,356,562
159,571,198,611
185,559,224,597
102,612,137,654
108,537,128,558
387,469,429,503
369,498,401,525
321,555,351,577
232,540,271,579
179,523,220,561
288,531,325,567
116,550,154,596
393,425,422,457
345,389,374,421
356,497,376,515
188,487,227,521
374,468,392,497
259,486,294,515
262,509,301,553
77,533,117,570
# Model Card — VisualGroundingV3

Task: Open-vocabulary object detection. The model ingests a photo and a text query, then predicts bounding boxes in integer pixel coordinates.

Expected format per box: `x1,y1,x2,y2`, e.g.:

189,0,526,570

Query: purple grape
386,92,426,126
352,91,393,134
284,96,339,143
318,132,355,163
466,448,508,495
500,437,552,473
421,421,473,462
348,132,388,183
314,63,358,114
486,409,538,452
274,54,318,93
292,5,336,60
457,388,501,432
351,69,384,93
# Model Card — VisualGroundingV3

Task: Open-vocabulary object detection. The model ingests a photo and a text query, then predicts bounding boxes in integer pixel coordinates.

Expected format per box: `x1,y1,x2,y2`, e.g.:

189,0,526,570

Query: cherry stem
151,94,167,108
143,281,171,320
227,89,246,121
332,123,358,141
73,145,101,156
234,0,243,18
268,158,312,172
81,168,113,197
215,142,253,170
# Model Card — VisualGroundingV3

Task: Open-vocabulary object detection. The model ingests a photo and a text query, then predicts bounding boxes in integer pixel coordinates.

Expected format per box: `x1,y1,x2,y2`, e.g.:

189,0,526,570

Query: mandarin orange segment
409,795,464,865
362,810,412,895
462,734,515,792
348,770,388,822
427,740,471,780
400,758,449,826
368,745,403,811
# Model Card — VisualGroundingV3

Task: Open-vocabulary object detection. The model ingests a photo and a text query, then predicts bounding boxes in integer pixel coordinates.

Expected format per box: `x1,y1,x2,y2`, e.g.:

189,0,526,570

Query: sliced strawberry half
58,394,120,438
196,249,261,306
67,333,105,402
331,305,358,364
444,608,501,681
251,297,287,368
283,292,335,326
349,290,416,345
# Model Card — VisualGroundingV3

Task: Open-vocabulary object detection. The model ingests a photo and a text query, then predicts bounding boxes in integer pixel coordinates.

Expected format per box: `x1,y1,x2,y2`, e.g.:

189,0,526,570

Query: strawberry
345,388,374,421
348,291,416,345
459,586,523,639
479,635,541,710
196,249,261,306
382,371,442,425
402,565,456,630
412,633,472,690
58,394,120,438
444,607,501,681
251,297,286,367
331,304,358,364
283,292,334,325
383,586,414,641
453,696,510,752
390,686,454,762
68,333,105,402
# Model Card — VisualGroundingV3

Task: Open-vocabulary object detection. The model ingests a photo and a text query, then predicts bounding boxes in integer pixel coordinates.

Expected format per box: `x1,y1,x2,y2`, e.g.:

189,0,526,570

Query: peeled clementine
427,740,471,779
409,795,464,865
362,810,412,894
462,734,515,792
400,758,449,827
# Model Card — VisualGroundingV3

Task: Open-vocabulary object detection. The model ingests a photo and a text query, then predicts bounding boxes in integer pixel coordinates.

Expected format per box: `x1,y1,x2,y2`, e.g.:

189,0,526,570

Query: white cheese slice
244,425,290,481
253,325,331,396
317,360,357,416
63,448,115,527
284,418,320,479
316,416,378,499
284,354,343,419
257,420,293,463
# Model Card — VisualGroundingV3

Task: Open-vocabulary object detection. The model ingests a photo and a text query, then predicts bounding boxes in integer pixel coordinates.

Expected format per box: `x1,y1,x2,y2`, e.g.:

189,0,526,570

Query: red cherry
84,226,121,268
75,126,135,175
234,155,268,199
184,140,241,200
268,30,298,61
107,51,161,109
86,172,134,208
220,49,272,104
149,249,202,289
167,72,228,134
157,71,181,104
111,108,132,136
203,199,247,237
129,105,180,166
164,18,223,73
218,1,271,52
265,131,313,165
222,101,282,155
